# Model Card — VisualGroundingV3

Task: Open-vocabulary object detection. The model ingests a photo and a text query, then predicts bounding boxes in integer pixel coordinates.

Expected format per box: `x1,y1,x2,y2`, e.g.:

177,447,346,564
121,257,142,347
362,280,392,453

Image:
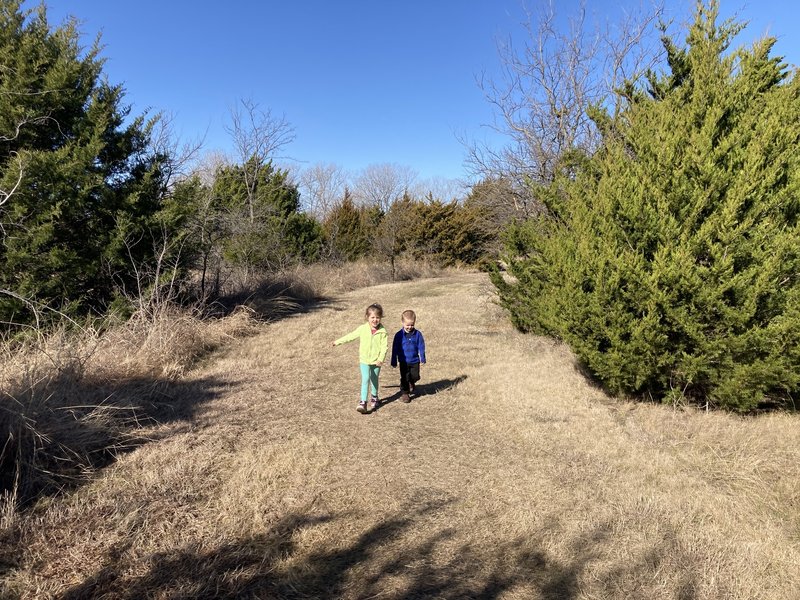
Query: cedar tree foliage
493,1,800,411
0,1,170,323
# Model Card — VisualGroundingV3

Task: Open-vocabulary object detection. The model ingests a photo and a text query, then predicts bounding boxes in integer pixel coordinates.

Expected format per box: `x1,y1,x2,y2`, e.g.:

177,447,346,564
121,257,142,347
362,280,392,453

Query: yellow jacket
335,323,388,364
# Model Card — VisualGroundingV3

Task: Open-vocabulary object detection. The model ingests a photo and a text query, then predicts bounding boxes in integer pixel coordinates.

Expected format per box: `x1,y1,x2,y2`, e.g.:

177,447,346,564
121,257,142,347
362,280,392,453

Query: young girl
332,303,388,413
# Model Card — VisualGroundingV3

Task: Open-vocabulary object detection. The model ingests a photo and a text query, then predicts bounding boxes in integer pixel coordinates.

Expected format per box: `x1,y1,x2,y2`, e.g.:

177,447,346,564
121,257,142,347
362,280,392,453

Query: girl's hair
365,303,383,318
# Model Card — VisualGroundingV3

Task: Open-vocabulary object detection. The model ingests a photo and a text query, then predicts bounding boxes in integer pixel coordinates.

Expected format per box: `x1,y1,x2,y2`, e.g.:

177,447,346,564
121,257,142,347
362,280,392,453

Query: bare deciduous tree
352,163,417,212
148,111,205,189
464,0,666,216
298,162,349,219
224,98,295,222
409,176,467,203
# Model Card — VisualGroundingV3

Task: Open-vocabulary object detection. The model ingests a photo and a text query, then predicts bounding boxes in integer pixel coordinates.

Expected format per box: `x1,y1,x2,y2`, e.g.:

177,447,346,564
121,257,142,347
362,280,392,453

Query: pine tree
493,0,800,411
0,1,169,323
323,192,371,262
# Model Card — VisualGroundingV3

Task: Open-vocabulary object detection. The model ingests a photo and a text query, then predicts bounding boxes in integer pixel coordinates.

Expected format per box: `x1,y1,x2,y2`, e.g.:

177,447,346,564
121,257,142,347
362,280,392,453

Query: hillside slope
5,273,799,599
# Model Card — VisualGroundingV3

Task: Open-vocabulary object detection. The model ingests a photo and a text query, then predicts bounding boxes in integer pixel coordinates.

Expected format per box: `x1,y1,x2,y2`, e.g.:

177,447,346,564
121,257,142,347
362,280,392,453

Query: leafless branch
352,163,417,212
0,152,24,208
298,162,350,219
148,111,206,188
224,98,296,222
463,0,666,216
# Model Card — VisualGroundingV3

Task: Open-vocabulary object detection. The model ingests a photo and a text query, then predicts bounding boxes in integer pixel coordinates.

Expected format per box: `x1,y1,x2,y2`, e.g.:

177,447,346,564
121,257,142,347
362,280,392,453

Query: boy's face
368,312,382,328
402,318,415,333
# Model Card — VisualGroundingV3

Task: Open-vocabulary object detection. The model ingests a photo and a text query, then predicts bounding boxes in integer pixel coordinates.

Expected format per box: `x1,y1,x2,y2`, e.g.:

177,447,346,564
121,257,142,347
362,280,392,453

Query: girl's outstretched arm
333,326,361,346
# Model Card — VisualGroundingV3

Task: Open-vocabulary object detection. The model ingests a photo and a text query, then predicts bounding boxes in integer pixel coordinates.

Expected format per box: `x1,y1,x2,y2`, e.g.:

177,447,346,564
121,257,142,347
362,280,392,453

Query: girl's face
367,311,382,328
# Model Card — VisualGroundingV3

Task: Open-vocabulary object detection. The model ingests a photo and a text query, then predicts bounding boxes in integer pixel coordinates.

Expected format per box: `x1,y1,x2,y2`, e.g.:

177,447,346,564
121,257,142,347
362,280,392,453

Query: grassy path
6,273,800,599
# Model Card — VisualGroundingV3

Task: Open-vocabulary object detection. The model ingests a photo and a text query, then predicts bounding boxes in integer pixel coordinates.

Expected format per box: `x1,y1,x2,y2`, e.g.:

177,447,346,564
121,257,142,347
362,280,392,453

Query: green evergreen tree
284,211,324,263
411,197,489,266
210,158,318,273
0,1,169,322
323,191,371,261
493,0,800,411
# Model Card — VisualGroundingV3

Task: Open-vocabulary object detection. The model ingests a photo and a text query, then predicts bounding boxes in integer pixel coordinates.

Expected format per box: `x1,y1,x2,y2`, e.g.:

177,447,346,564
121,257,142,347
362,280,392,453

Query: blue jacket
391,328,426,366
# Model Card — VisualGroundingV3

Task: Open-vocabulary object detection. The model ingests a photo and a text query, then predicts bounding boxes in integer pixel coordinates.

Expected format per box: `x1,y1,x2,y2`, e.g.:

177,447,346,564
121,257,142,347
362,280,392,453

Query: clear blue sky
27,1,800,182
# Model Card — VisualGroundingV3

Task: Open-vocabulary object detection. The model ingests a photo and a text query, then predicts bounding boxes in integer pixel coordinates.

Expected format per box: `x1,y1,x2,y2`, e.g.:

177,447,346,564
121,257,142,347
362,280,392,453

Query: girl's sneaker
357,400,368,414
368,395,380,412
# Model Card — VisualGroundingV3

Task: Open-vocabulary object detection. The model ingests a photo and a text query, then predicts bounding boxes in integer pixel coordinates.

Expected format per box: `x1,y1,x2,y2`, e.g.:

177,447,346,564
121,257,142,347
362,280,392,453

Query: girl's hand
331,341,337,347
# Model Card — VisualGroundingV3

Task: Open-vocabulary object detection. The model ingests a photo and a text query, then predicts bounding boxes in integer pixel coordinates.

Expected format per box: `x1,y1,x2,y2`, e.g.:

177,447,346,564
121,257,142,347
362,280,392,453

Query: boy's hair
366,303,383,318
401,309,416,322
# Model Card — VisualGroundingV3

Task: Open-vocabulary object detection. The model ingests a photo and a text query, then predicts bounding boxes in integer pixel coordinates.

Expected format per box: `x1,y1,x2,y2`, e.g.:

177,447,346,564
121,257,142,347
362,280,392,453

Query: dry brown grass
3,272,799,599
0,258,440,528
285,257,444,297
0,307,257,527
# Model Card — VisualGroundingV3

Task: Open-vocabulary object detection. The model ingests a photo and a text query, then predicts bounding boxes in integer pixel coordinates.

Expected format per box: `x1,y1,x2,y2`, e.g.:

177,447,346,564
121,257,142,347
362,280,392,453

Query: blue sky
27,1,800,182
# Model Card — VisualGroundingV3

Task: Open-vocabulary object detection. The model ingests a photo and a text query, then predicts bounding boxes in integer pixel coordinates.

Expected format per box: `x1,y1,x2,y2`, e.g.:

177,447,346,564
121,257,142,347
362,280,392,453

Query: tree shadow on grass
57,500,699,600
1,371,236,511
211,275,346,324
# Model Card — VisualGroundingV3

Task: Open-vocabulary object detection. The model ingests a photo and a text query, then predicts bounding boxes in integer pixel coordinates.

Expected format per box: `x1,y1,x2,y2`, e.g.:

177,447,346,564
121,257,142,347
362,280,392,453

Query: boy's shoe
368,395,380,412
357,401,368,414
408,382,416,397
401,391,411,403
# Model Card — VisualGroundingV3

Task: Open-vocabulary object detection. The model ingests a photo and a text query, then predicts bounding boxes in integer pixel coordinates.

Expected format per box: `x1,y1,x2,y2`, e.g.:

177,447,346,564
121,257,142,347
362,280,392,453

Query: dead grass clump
0,326,120,518
95,305,257,380
0,305,259,523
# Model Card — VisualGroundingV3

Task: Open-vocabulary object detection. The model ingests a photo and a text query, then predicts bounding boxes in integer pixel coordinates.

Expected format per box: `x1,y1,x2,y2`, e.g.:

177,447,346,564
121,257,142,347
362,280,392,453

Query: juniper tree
211,158,316,277
323,192,371,262
0,1,169,323
493,0,800,411
410,197,489,266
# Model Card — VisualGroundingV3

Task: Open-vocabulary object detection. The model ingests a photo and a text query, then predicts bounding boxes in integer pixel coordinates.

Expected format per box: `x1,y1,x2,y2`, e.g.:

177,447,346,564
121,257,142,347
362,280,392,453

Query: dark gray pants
399,362,420,392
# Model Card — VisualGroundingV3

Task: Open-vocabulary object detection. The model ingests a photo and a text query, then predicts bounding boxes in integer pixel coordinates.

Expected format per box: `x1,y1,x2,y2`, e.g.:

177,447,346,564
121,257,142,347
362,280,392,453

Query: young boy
390,309,426,403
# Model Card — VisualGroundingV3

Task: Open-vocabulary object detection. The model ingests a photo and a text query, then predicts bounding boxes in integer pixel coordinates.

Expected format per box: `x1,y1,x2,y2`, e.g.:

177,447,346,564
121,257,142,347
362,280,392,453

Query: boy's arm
418,331,426,363
390,331,401,367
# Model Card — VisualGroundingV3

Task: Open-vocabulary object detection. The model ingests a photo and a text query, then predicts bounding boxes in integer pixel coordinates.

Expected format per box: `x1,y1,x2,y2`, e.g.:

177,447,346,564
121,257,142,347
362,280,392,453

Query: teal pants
359,363,381,402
